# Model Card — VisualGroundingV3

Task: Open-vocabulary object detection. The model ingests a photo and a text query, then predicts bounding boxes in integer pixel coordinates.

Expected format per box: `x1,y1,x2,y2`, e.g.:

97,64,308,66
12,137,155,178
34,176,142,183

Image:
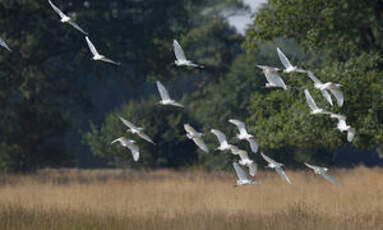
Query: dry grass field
0,167,382,229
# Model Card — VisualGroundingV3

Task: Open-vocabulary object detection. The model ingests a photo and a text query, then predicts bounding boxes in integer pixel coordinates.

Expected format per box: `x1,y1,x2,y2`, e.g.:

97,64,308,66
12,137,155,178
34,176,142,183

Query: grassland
0,167,382,229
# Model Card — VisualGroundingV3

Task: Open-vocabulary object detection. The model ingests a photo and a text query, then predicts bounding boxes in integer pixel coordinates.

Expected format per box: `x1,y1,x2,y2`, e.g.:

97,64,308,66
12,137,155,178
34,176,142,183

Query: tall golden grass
0,167,382,229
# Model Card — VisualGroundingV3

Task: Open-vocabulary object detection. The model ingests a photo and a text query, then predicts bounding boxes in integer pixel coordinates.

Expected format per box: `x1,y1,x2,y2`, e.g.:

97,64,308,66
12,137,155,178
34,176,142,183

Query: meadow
0,167,382,230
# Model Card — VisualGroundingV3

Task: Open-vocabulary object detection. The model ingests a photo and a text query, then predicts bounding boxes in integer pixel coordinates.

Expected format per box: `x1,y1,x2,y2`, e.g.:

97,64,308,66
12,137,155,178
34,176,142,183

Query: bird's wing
304,162,319,171
247,137,258,153
101,57,121,65
276,167,291,184
184,124,197,135
193,138,209,153
347,127,356,142
322,173,339,186
48,0,67,18
68,21,88,35
277,47,293,69
307,71,322,84
119,117,136,130
233,162,248,181
127,143,140,162
228,119,247,135
268,72,287,90
173,39,187,61
320,90,333,106
260,152,277,165
248,162,257,177
169,101,184,108
0,38,11,52
210,129,227,144
329,88,344,107
137,132,155,144
156,81,171,101
85,36,100,57
304,89,319,111
238,150,250,161
111,137,122,145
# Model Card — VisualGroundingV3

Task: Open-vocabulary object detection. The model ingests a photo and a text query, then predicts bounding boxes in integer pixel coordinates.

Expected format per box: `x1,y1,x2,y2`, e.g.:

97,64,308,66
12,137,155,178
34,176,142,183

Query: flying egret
85,36,121,65
210,129,232,151
307,71,343,107
276,47,306,73
257,65,287,90
230,146,257,177
173,39,203,68
156,81,184,108
228,119,258,153
184,124,209,153
260,152,291,184
111,137,140,162
0,37,11,52
48,0,88,35
304,162,340,186
304,89,330,115
328,113,356,142
233,162,256,186
119,117,155,144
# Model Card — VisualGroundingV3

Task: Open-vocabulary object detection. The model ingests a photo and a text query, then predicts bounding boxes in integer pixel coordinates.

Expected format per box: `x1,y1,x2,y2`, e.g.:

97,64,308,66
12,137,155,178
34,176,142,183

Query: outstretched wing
320,90,333,106
233,162,248,181
210,129,227,144
173,39,187,61
85,36,100,57
137,132,156,145
228,119,247,135
304,162,319,171
304,89,319,112
322,173,340,186
156,80,172,101
329,88,344,107
101,57,121,66
347,127,356,142
48,0,67,18
267,71,287,90
277,47,293,69
260,152,277,165
307,71,322,84
127,143,140,162
184,124,198,136
275,167,291,184
0,37,11,52
247,137,258,153
119,117,136,130
193,137,209,153
68,21,88,35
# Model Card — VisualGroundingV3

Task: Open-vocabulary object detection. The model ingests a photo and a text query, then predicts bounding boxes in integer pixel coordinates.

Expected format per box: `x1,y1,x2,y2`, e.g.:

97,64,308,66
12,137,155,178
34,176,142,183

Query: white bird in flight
233,162,256,186
328,113,356,142
210,129,232,151
260,152,291,184
307,71,343,107
48,0,88,35
304,89,330,115
230,146,257,177
0,37,11,52
173,40,203,68
304,162,340,186
277,47,306,73
85,36,121,65
257,65,287,90
156,80,184,108
184,124,209,153
119,117,155,145
228,119,258,153
111,137,140,162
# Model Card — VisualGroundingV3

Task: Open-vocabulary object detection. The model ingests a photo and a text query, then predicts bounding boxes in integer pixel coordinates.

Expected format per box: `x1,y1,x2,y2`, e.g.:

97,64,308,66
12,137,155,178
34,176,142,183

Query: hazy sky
227,0,267,34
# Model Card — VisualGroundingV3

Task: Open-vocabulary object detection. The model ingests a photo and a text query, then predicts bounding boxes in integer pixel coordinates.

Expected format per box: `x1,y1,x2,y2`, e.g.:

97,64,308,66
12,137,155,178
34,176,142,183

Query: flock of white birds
0,1,348,187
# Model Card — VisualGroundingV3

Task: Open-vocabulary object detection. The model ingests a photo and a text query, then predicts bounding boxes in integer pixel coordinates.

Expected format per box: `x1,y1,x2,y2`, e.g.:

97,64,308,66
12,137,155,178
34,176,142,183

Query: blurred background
0,0,382,173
